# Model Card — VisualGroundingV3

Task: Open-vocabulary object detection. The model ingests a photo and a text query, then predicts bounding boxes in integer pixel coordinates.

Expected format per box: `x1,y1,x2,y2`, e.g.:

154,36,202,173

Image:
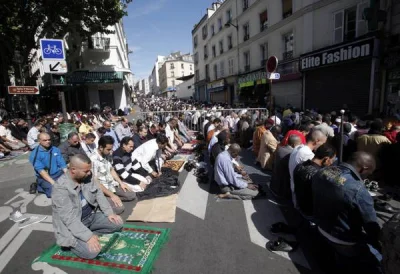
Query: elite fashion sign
300,38,374,71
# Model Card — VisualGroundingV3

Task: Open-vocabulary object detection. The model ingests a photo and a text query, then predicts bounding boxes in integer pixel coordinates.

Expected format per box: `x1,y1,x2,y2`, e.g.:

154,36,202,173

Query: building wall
176,77,195,99
158,53,194,93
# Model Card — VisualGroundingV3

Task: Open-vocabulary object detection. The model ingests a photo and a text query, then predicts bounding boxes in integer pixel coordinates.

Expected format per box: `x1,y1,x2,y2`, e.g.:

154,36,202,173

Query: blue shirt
29,145,67,179
104,129,119,151
214,150,247,189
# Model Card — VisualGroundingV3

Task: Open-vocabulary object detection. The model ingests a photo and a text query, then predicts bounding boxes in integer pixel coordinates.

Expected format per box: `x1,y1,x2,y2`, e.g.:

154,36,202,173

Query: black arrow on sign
50,62,60,72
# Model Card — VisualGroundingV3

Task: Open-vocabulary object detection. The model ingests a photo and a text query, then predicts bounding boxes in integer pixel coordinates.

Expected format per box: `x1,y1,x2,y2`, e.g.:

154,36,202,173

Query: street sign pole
18,62,32,127
266,56,279,122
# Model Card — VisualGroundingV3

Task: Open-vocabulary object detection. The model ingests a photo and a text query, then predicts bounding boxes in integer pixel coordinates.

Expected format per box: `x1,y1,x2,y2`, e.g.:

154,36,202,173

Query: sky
123,0,212,82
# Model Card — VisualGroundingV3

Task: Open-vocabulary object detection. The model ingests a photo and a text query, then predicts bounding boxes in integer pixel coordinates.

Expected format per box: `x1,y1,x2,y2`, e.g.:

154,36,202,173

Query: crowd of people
1,95,400,273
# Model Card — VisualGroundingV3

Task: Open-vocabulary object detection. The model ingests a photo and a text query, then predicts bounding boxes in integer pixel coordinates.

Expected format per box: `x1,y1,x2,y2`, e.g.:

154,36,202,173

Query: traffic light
51,74,67,86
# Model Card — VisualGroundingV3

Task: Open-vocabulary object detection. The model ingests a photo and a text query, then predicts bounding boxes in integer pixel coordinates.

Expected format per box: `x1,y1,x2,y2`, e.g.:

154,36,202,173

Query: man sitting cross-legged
214,143,259,200
29,133,68,197
112,137,151,192
52,154,123,259
90,136,137,215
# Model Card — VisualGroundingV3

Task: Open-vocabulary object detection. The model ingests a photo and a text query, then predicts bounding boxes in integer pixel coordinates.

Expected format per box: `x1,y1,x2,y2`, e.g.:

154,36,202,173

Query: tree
0,0,131,101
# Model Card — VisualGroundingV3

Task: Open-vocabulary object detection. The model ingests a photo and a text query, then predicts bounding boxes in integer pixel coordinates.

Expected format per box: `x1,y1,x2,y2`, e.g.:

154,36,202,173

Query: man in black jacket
293,143,336,217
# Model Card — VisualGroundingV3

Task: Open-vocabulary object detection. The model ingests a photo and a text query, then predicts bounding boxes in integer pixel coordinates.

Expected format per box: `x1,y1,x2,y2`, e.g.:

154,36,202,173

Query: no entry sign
267,56,279,73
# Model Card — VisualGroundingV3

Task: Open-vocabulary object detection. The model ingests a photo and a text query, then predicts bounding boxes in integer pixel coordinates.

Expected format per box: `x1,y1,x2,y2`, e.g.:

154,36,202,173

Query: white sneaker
18,215,47,229
9,210,28,223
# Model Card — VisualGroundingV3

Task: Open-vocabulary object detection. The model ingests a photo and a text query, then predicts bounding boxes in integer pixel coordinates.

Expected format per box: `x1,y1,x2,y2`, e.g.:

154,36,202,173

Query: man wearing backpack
29,132,68,197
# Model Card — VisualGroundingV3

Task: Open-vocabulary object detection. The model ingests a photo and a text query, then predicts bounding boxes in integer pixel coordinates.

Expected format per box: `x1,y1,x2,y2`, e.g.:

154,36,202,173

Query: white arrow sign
268,73,280,80
43,60,68,74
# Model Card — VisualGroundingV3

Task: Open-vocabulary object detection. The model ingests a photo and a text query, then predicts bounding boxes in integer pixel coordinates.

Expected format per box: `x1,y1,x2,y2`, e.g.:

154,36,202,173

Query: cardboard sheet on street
127,194,178,223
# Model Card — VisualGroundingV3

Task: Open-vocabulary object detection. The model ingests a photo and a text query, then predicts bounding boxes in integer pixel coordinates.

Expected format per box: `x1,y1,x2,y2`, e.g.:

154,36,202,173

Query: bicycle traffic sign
40,39,65,60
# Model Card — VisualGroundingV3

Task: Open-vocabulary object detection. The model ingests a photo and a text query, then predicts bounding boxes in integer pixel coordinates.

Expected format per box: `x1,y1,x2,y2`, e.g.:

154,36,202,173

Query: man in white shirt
165,118,179,150
314,115,335,137
27,120,43,150
0,119,26,150
131,134,169,178
289,129,327,208
81,133,96,157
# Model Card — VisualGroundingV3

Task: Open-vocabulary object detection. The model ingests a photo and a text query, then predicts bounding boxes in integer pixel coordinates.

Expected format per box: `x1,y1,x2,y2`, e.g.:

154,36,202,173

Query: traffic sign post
266,56,279,120
8,86,40,95
40,38,68,120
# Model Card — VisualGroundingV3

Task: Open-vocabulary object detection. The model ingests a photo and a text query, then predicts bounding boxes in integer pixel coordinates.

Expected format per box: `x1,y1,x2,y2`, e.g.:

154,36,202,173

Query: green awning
239,81,255,88
67,71,123,84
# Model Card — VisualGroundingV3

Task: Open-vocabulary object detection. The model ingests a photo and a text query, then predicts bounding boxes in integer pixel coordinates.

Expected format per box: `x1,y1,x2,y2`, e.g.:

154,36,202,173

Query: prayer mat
127,194,178,223
33,225,170,274
162,160,185,172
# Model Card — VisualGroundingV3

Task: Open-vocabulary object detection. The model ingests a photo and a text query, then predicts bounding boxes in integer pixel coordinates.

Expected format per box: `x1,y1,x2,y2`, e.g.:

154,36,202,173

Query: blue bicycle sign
40,39,65,60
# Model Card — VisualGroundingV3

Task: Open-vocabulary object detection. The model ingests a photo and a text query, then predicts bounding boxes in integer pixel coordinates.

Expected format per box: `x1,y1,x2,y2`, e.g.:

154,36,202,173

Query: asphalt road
0,147,324,274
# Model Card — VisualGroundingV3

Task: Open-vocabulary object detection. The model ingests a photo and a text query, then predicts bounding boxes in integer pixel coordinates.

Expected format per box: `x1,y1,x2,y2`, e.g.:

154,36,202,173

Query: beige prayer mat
127,194,178,223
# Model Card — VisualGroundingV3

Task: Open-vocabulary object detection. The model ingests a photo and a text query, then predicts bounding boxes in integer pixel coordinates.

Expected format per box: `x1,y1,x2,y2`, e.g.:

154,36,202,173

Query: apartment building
140,78,150,95
149,56,166,95
158,52,194,98
192,0,382,114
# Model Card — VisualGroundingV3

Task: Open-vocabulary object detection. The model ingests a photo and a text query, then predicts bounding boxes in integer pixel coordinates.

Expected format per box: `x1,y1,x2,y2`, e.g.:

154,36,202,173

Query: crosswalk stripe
177,171,210,220
243,199,310,269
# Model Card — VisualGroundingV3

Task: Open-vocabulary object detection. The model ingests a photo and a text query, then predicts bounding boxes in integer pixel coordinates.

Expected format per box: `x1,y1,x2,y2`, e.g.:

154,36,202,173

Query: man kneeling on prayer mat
214,143,259,200
52,154,123,260
112,137,153,192
90,136,137,215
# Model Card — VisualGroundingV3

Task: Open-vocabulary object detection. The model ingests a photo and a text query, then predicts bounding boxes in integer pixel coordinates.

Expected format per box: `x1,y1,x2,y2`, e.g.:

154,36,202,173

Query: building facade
192,0,383,113
158,52,194,98
149,55,166,95
140,78,150,95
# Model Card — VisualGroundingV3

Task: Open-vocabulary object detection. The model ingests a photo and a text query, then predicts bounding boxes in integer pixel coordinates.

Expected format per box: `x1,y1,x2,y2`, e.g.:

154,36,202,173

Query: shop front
273,59,302,108
384,49,400,116
300,37,379,115
237,69,269,107
207,79,227,103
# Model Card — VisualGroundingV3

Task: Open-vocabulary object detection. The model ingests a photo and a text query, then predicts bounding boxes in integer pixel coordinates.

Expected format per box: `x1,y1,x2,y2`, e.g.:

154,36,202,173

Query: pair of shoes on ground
9,210,47,229
266,222,298,253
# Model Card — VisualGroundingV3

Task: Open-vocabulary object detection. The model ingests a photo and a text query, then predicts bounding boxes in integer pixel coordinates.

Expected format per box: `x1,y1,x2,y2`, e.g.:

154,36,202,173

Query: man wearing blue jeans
52,154,123,259
29,133,67,197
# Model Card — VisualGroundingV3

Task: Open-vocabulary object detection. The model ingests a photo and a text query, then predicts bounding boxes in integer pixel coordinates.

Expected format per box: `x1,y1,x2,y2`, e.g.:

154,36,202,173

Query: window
195,70,199,82
282,0,293,18
220,61,225,77
227,35,233,49
181,63,184,69
205,64,210,80
194,52,199,65
334,2,368,44
226,9,232,23
204,45,208,59
202,25,208,40
171,71,175,77
172,80,175,87
260,10,268,31
213,64,218,79
218,18,223,31
190,64,193,70
243,23,250,41
211,24,215,36
283,32,294,60
244,51,250,72
212,45,216,58
243,0,249,11
182,71,184,76
170,63,175,69
219,40,224,54
228,58,234,75
260,43,268,66
194,35,198,48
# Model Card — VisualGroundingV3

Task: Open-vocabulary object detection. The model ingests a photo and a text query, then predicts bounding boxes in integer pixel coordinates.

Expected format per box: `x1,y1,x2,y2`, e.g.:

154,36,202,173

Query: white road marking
243,200,310,269
177,171,210,220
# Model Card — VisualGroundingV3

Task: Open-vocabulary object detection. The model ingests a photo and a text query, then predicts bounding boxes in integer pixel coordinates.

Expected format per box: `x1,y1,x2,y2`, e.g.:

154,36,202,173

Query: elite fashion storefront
300,37,380,115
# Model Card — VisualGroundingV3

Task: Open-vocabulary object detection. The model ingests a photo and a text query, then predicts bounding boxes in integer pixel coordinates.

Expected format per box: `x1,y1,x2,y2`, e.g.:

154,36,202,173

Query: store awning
67,71,124,84
239,79,267,88
208,86,225,93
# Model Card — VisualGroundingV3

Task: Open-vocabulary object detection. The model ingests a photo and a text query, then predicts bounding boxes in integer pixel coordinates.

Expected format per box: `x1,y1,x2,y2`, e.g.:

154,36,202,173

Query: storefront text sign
300,38,374,71
238,71,267,86
207,79,225,90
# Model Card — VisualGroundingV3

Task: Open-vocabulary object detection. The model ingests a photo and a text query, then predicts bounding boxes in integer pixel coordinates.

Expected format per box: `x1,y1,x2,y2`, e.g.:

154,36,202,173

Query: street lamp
224,22,238,29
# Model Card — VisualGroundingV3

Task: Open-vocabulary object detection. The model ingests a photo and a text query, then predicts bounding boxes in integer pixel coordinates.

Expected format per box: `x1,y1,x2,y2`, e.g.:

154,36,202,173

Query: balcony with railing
88,37,110,51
